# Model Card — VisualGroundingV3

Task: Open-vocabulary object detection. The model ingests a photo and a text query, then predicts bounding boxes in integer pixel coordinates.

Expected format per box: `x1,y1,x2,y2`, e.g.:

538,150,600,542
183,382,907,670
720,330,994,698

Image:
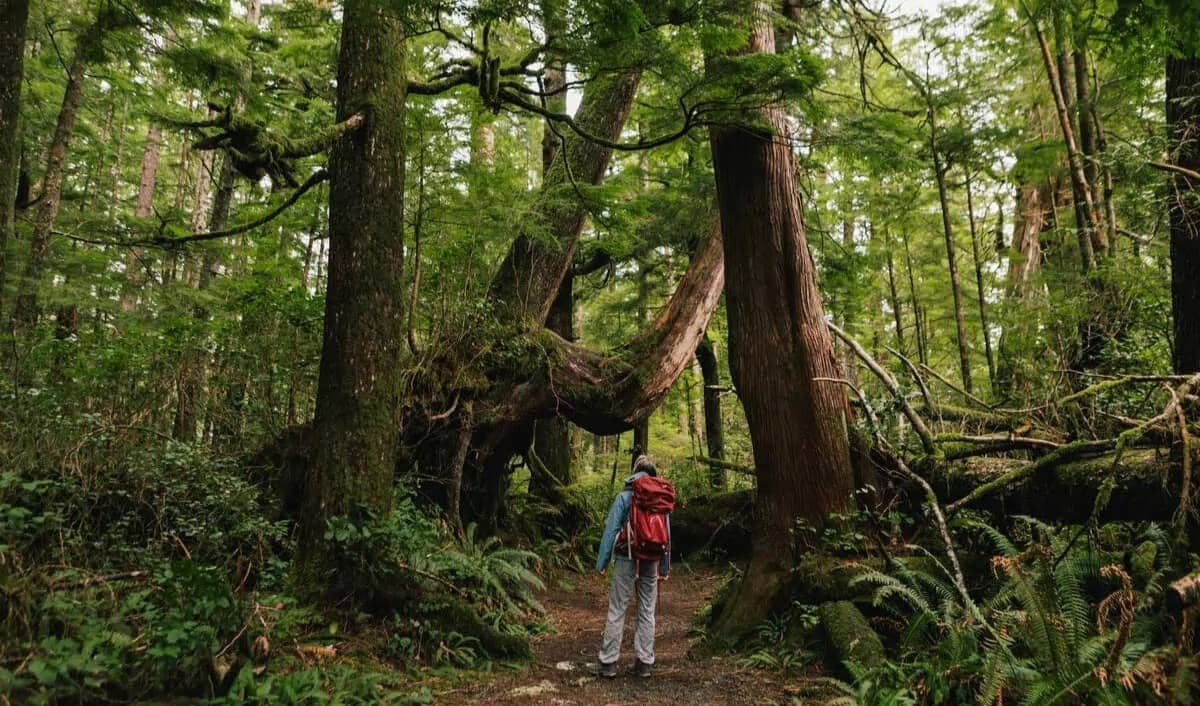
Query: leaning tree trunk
486,69,641,327
10,41,88,330
707,15,854,641
1169,53,1200,374
298,0,407,584
0,0,30,317
453,66,642,527
1032,12,1099,273
696,333,725,488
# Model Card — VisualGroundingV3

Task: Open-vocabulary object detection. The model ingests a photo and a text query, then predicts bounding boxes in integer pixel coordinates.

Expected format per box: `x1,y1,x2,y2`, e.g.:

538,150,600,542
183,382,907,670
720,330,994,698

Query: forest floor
433,565,809,705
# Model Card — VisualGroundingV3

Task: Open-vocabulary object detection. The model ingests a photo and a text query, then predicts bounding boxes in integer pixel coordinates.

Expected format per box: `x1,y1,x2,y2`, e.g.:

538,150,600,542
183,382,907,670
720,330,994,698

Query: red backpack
619,475,675,560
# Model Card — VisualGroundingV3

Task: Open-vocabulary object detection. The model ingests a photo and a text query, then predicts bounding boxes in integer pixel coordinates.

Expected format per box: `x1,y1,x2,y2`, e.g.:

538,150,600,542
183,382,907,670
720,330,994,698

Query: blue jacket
595,472,671,575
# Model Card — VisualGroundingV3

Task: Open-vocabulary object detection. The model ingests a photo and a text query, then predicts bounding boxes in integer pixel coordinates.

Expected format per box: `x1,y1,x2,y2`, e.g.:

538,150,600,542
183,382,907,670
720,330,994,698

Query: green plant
214,664,432,705
437,523,545,617
846,518,1182,705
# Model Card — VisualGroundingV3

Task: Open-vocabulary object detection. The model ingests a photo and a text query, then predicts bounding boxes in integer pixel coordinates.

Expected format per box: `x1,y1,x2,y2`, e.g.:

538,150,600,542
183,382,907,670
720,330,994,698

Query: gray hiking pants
598,556,659,666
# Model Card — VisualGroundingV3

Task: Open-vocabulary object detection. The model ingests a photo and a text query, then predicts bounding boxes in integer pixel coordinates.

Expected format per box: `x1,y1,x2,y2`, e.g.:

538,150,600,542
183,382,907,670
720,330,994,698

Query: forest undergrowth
4,377,1200,705
4,0,1200,703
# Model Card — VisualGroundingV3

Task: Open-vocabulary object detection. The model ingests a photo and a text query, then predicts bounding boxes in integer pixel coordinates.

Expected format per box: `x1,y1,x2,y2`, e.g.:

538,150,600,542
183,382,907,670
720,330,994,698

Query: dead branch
819,375,973,619
829,322,936,454
692,455,755,475
920,363,992,411
1148,160,1200,182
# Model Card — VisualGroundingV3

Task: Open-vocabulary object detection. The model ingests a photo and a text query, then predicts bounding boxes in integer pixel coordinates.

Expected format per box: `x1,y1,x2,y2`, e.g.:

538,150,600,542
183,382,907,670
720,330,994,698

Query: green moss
818,600,885,671
424,601,531,659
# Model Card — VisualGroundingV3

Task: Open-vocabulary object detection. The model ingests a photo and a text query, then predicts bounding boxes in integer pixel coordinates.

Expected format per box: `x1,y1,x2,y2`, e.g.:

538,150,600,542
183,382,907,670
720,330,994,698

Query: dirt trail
436,565,796,706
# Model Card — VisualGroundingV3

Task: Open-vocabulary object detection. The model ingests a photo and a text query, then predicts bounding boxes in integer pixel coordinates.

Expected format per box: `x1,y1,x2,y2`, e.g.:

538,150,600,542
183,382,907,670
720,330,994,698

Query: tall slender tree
1168,53,1200,373
0,0,30,316
9,28,92,329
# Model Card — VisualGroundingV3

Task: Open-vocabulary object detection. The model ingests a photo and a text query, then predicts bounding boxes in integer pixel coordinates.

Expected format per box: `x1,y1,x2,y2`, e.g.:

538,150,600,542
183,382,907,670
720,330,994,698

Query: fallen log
819,601,886,671
1167,569,1200,613
930,449,1182,524
691,455,754,475
671,489,753,559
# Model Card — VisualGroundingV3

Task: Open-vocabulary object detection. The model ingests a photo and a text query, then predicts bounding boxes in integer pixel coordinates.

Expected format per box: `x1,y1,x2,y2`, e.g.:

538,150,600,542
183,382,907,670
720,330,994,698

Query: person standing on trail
593,448,675,678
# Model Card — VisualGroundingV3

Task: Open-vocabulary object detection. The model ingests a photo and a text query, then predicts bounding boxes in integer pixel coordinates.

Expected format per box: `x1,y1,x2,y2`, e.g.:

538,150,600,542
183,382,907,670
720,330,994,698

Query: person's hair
631,451,656,476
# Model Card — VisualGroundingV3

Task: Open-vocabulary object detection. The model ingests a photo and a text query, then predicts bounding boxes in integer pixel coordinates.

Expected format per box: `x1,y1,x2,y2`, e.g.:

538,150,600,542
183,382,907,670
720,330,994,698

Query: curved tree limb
485,218,724,435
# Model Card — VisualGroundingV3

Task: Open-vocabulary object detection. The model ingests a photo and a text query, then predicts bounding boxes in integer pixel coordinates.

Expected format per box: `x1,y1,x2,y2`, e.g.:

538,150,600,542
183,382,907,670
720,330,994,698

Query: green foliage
736,605,820,676
843,519,1192,705
216,665,432,705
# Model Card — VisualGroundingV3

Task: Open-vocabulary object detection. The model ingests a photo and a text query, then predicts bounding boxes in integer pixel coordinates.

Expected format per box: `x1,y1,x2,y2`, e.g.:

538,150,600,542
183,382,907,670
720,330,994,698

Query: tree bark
10,41,88,329
884,230,906,355
1169,53,1200,374
696,333,725,488
530,278,575,500
496,221,725,434
931,450,1186,527
901,229,927,366
298,0,407,578
0,0,30,316
135,126,161,218
706,14,854,640
1073,47,1107,256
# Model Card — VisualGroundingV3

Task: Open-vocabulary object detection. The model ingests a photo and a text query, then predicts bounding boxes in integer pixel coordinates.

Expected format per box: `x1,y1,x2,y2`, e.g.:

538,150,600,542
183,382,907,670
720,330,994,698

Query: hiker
593,449,675,678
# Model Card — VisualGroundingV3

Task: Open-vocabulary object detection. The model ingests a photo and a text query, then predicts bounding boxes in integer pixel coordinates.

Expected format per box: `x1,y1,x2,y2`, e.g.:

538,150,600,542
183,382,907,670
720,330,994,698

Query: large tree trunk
0,0,30,317
696,333,725,488
529,279,576,504
495,221,725,434
10,42,87,330
298,0,407,581
706,15,854,641
1169,54,1200,374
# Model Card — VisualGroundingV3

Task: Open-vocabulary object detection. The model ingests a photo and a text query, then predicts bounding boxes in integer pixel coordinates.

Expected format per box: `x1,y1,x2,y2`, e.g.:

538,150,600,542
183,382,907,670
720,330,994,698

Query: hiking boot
632,660,653,678
592,661,618,678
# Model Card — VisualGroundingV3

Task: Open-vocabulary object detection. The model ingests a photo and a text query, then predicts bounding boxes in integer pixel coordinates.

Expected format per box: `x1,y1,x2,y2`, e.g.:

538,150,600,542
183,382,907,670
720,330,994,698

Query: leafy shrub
3,561,242,704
